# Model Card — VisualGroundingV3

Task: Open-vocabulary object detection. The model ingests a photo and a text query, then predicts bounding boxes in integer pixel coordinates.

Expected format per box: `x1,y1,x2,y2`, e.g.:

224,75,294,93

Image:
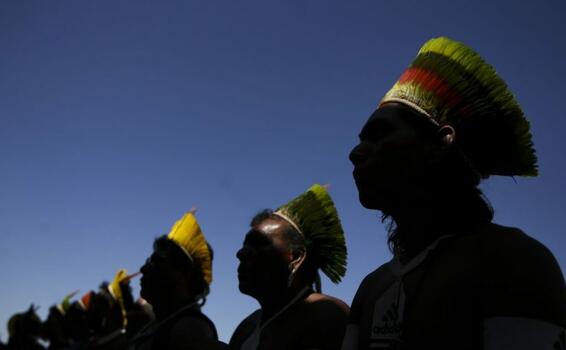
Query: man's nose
140,259,150,274
236,247,249,261
349,143,366,166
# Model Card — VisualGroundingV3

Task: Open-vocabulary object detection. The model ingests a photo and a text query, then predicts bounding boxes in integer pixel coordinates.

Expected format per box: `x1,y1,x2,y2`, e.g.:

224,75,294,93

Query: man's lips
237,266,251,279
353,168,371,183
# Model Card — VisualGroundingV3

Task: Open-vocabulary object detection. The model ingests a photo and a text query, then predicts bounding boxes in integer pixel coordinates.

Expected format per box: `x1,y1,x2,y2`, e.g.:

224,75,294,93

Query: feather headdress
55,290,79,315
380,36,537,177
167,210,213,286
107,269,131,328
275,184,347,284
78,291,93,311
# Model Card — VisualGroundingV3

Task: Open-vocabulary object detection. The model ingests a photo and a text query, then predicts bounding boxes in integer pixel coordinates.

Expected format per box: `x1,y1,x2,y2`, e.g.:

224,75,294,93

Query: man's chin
139,288,153,305
238,284,254,298
358,191,386,210
239,280,266,299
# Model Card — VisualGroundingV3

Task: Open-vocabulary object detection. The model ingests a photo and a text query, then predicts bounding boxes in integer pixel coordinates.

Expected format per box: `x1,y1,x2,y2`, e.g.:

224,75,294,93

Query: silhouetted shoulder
481,223,566,327
228,309,260,349
306,292,349,313
186,338,230,350
295,292,349,350
168,314,217,350
358,264,393,291
349,263,395,323
305,292,349,328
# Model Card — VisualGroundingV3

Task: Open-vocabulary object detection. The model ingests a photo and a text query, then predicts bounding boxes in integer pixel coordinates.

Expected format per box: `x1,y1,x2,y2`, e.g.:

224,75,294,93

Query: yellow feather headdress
108,269,130,328
167,210,213,286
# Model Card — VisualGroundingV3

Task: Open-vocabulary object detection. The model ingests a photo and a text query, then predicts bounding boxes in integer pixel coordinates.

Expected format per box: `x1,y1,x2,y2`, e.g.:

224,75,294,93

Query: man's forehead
257,220,284,234
247,219,287,240
360,106,398,137
365,104,411,124
152,247,172,259
361,103,431,135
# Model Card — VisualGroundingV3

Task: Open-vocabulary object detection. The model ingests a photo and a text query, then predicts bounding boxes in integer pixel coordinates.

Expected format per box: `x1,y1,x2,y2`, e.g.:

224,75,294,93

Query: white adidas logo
370,280,405,346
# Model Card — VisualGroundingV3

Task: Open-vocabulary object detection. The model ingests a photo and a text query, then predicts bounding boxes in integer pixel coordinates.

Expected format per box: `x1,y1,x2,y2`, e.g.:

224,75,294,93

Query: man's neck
152,295,195,321
257,285,308,324
387,189,488,262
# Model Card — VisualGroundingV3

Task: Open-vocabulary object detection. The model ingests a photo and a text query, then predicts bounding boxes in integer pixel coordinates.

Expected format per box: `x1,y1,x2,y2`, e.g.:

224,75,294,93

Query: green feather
277,184,347,284
382,37,537,177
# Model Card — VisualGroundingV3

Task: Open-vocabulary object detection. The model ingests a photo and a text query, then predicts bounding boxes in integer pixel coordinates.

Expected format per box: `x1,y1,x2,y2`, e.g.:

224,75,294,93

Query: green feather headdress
275,184,347,284
55,290,79,315
380,36,537,177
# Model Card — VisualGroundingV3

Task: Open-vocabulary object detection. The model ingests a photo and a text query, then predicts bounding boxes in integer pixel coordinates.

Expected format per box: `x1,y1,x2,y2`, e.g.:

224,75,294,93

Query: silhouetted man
87,270,139,349
345,37,566,349
41,291,78,350
6,305,44,350
230,184,349,350
129,211,227,350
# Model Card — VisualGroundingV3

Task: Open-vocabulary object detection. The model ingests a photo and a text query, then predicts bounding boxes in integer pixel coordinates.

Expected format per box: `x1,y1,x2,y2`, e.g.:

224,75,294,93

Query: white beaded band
273,211,304,236
380,97,439,126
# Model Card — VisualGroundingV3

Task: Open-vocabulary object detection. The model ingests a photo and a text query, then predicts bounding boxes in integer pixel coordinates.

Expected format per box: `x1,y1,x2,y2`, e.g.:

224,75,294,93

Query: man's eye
362,122,394,142
243,240,260,249
151,256,167,265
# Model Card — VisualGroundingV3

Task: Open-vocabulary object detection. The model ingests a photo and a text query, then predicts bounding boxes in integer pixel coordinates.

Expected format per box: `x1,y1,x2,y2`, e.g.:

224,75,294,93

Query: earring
287,268,296,288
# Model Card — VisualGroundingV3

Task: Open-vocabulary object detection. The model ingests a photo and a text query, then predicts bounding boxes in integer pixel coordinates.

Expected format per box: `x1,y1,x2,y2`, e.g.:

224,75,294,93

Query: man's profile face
349,103,438,210
140,245,185,305
236,218,292,299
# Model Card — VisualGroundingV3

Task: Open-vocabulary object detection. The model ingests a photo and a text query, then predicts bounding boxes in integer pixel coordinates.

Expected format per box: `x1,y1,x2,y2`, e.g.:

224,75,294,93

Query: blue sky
1,0,565,342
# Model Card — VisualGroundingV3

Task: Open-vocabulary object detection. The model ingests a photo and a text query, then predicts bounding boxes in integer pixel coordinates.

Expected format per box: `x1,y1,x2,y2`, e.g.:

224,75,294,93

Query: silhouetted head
120,280,135,311
236,210,316,301
85,284,124,336
64,301,91,342
350,103,494,254
125,299,155,339
140,236,211,308
7,305,42,346
350,102,481,211
41,306,68,346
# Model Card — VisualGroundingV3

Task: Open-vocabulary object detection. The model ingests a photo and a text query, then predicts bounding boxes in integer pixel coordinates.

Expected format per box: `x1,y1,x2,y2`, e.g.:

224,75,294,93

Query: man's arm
483,228,566,349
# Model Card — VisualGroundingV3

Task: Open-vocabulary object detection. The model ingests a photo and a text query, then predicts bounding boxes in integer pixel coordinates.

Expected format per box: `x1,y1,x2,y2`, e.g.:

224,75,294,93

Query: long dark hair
384,114,494,255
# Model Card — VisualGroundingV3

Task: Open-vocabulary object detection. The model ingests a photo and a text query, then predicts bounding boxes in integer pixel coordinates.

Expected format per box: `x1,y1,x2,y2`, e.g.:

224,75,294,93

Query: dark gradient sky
1,0,565,342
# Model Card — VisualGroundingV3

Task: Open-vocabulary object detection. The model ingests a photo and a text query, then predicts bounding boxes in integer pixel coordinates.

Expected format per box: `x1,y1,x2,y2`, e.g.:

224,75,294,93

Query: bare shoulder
305,293,349,313
303,292,349,326
229,309,261,349
297,293,349,349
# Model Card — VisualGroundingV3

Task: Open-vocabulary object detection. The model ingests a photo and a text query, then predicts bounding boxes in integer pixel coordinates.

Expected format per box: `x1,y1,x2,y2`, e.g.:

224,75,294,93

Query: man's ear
289,249,307,274
438,125,456,148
